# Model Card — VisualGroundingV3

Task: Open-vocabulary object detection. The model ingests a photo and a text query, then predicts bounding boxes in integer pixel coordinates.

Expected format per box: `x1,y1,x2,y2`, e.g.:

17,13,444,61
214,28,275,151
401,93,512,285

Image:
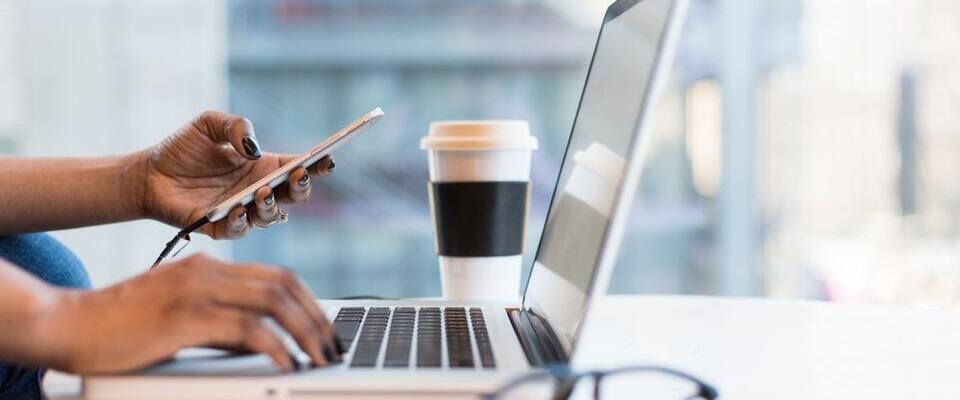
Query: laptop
83,0,687,398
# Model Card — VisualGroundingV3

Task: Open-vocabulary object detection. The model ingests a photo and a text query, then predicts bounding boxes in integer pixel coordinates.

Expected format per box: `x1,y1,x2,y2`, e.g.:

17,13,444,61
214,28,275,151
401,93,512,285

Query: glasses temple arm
603,365,718,400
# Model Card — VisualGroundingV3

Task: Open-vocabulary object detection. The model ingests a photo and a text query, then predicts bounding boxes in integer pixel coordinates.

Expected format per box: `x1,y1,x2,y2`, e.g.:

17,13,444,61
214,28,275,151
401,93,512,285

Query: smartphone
204,107,384,222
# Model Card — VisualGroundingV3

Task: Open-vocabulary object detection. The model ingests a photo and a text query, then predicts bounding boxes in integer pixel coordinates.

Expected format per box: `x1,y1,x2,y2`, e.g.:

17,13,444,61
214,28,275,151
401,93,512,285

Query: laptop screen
522,0,681,351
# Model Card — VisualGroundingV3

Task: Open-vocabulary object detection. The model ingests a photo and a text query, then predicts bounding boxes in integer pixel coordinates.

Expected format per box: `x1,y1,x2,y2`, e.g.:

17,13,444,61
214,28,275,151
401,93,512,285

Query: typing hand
41,254,339,373
133,111,335,239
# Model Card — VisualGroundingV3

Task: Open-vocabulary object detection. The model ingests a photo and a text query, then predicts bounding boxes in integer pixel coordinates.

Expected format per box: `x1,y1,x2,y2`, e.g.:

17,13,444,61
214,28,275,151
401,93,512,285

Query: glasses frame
482,364,718,400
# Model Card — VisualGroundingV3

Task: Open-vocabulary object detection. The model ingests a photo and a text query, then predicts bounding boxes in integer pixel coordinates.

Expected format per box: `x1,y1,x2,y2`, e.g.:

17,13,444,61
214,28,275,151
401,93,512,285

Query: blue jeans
0,234,90,400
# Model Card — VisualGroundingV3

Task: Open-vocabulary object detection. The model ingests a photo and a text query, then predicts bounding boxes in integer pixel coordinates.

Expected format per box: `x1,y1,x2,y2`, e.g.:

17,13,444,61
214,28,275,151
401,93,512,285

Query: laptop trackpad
133,348,285,377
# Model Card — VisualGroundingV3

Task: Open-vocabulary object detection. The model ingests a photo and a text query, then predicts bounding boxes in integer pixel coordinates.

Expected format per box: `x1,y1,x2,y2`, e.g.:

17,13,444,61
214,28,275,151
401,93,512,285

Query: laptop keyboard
332,306,496,369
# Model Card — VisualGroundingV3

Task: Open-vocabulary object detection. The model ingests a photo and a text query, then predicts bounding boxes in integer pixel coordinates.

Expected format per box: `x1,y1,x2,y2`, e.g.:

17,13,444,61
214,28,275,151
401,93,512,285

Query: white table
47,295,960,399
574,295,960,399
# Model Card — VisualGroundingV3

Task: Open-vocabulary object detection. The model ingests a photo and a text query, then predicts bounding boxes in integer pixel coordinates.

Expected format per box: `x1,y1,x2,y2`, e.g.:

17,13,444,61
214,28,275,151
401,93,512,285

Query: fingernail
328,160,336,171
242,136,261,159
264,193,274,206
288,353,300,371
334,336,345,356
298,174,310,187
323,345,336,363
236,211,247,226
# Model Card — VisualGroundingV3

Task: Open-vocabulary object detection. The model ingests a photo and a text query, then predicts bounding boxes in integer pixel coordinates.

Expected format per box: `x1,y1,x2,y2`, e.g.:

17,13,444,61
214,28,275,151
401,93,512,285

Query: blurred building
758,0,960,308
227,0,595,297
223,0,805,298
3,0,960,309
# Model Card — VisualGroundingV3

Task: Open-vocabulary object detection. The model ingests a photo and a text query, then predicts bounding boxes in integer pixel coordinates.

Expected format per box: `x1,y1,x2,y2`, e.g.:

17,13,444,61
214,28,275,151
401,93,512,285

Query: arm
0,154,146,235
0,110,334,237
0,254,340,373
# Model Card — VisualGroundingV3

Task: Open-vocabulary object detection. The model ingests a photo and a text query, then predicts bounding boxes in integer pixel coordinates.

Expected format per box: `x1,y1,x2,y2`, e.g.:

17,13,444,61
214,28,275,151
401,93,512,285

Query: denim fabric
0,233,90,400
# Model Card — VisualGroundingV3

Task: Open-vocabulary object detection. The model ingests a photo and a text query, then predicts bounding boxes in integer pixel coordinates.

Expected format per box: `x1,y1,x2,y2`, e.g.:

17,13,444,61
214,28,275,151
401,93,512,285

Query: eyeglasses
483,364,718,400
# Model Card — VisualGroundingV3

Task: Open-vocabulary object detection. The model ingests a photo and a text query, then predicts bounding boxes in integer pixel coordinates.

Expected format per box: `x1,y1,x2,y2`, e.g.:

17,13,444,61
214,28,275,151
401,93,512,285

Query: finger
216,264,338,361
312,155,335,177
286,167,311,204
292,279,341,360
199,308,293,372
211,206,249,240
277,155,335,177
252,186,279,226
196,110,262,160
208,277,328,366
272,269,339,360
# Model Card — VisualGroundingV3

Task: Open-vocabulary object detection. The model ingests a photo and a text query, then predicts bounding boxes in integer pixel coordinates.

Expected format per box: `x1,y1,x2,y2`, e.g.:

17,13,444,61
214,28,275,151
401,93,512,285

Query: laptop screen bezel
520,0,687,356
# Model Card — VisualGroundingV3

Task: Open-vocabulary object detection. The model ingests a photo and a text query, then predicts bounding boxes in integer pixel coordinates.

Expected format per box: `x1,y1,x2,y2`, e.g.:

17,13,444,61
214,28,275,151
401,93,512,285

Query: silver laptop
84,0,687,398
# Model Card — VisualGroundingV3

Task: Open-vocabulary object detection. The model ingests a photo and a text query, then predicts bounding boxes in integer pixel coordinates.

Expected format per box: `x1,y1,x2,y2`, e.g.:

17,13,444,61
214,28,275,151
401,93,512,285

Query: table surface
574,295,960,399
47,295,960,399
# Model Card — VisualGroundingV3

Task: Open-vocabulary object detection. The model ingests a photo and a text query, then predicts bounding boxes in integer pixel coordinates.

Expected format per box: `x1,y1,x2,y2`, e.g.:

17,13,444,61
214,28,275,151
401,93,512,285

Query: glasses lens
582,370,704,399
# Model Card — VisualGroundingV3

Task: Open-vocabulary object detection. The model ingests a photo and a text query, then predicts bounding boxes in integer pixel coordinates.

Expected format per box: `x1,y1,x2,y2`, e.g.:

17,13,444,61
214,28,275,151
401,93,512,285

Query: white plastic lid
573,142,626,184
421,120,538,151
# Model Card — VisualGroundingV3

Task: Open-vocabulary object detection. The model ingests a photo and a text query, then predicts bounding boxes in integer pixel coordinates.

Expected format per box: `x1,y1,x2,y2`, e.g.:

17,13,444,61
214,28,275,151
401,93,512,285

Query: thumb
195,110,262,160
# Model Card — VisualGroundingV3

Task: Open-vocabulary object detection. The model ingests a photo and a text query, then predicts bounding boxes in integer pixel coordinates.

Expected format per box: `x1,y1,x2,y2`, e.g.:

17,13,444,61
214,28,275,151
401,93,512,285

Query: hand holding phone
205,107,383,222
150,107,384,267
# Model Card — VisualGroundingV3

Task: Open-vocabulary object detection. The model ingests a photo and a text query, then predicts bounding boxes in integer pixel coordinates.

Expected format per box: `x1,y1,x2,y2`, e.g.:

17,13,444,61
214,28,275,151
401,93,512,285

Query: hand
133,111,336,239
40,254,339,374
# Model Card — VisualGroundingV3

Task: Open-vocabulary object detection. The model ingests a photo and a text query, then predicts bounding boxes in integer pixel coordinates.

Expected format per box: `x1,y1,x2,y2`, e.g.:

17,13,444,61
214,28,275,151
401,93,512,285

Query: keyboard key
384,309,414,368
350,307,390,368
333,322,360,347
470,308,496,368
445,308,474,368
332,308,366,349
416,308,442,368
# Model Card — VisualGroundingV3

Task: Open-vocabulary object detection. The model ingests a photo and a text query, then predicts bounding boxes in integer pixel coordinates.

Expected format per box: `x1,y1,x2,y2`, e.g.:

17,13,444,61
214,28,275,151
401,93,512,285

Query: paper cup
421,121,538,301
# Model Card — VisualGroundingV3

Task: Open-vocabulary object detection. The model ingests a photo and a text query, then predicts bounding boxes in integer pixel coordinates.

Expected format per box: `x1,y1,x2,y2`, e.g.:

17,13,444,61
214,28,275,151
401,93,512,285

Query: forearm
0,153,146,234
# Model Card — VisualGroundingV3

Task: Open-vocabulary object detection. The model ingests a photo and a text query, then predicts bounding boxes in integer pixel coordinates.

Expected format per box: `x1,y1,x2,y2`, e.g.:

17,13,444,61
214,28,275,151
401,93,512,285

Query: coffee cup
421,121,538,301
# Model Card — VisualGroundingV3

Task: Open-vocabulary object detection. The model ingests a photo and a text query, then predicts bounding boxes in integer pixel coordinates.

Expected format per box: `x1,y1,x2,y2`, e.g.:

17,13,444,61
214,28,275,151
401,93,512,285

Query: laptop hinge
507,309,569,366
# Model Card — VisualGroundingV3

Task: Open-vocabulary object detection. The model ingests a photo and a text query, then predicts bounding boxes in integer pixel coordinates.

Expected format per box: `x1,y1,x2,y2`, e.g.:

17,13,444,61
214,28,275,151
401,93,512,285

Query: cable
150,216,210,269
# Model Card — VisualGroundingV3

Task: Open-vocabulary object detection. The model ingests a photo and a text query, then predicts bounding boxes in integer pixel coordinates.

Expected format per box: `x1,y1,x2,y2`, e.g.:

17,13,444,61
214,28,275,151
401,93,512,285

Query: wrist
35,288,123,373
25,287,84,371
119,150,152,221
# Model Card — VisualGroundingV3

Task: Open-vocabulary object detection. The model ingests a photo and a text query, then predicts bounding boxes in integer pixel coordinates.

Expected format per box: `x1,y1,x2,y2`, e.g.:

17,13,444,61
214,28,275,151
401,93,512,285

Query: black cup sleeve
429,181,529,257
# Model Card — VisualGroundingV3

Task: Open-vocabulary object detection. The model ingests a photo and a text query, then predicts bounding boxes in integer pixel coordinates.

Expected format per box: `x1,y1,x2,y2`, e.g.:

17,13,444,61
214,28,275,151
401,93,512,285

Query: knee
0,233,90,289
0,364,44,400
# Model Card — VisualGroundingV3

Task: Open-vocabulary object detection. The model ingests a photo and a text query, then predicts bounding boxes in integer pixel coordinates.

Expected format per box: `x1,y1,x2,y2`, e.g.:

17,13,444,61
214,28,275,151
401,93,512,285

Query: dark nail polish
333,336,345,356
264,193,274,206
298,174,310,187
328,160,336,171
322,345,336,363
288,353,301,371
241,136,261,159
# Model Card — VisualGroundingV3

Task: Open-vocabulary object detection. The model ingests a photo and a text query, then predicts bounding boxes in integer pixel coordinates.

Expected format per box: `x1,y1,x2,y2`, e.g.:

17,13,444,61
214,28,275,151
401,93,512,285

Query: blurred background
2,0,960,308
